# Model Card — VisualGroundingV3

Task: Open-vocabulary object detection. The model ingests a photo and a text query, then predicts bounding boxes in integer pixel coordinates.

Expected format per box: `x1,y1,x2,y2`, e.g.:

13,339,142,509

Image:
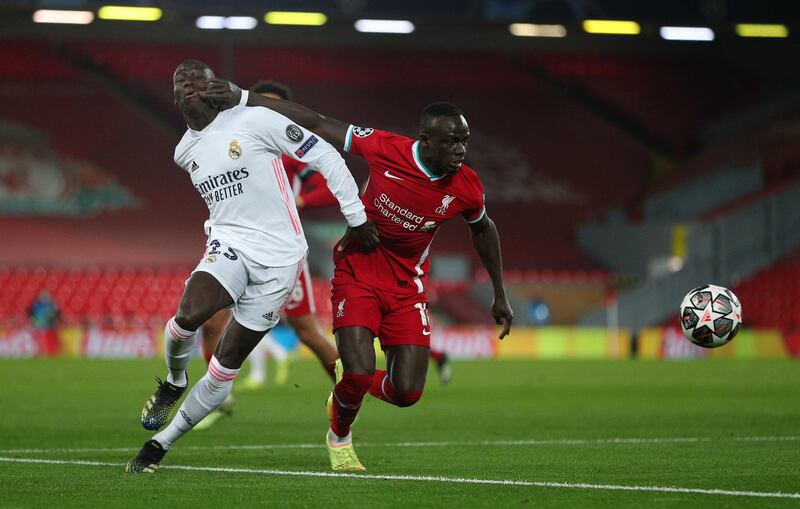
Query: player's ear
419,132,429,147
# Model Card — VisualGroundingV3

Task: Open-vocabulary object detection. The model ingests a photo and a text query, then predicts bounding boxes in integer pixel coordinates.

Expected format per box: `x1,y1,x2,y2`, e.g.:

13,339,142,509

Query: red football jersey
334,126,485,295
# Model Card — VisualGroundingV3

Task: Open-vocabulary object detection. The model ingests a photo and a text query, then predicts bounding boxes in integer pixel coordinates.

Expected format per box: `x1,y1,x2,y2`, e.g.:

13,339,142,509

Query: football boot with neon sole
326,432,366,472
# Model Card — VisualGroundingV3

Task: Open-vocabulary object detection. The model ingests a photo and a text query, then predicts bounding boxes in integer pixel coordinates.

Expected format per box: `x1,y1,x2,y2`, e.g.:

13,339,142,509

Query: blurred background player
126,60,377,473
194,80,342,430
201,83,513,471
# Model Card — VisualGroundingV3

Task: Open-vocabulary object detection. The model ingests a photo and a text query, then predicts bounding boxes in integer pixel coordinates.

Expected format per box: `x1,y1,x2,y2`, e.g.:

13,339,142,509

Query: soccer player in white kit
126,59,379,473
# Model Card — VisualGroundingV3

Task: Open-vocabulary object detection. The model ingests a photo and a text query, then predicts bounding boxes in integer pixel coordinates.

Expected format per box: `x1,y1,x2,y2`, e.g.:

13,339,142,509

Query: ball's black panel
692,324,714,345
689,284,710,295
681,307,699,330
714,317,733,336
713,294,733,315
690,291,712,310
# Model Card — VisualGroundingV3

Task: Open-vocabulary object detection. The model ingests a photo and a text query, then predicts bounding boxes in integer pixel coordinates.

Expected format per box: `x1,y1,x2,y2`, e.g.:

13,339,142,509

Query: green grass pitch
1,357,799,508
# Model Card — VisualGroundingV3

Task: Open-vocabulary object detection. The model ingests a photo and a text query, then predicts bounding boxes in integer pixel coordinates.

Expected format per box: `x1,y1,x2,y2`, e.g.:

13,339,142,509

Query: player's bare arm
468,215,513,339
200,79,349,149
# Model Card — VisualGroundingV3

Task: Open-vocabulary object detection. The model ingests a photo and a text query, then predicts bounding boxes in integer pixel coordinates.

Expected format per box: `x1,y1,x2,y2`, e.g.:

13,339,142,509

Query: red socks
330,372,371,437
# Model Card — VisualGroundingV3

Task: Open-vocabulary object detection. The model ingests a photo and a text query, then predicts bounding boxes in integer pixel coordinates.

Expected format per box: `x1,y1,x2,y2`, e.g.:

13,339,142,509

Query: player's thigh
335,326,377,375
385,345,430,393
331,283,382,374
378,300,432,349
180,241,247,326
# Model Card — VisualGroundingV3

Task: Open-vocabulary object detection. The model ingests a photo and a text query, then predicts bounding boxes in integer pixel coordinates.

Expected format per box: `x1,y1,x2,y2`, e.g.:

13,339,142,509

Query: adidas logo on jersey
190,160,199,172
262,311,274,321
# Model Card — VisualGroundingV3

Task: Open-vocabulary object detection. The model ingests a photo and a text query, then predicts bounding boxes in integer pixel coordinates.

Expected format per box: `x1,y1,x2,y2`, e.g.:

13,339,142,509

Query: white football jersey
174,99,366,267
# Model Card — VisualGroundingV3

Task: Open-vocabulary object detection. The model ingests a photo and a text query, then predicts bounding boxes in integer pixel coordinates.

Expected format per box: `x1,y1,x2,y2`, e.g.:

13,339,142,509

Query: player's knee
175,305,207,331
394,390,423,408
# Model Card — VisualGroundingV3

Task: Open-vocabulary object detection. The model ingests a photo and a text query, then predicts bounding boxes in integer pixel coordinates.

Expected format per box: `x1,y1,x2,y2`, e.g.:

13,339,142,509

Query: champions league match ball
679,284,742,348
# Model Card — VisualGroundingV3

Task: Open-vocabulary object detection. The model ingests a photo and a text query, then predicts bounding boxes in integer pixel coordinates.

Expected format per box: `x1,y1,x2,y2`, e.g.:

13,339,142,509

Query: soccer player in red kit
201,82,513,471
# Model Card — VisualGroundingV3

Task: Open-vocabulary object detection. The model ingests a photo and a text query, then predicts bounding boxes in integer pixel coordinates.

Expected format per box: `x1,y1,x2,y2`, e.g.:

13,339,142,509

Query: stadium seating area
59,41,658,268
0,266,487,329
3,39,797,330
732,249,800,333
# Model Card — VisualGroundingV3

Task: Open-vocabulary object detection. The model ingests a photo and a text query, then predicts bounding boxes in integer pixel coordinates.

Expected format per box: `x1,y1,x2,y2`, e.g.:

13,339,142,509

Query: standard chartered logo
374,193,435,232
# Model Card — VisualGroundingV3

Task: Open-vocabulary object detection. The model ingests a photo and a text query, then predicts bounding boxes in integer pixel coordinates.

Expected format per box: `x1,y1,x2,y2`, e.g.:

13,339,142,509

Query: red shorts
283,261,315,318
331,280,431,348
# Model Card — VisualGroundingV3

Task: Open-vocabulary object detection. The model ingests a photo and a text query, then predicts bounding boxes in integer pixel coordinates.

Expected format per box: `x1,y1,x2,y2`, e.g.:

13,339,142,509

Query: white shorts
191,239,304,332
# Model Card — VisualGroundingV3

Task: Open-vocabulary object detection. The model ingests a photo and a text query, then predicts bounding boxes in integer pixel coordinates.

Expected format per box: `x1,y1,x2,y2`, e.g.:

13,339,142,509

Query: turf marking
0,456,798,500
1,435,797,455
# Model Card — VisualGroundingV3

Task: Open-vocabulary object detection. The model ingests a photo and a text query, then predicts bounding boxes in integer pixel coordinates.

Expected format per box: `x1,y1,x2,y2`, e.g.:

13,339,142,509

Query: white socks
153,356,239,449
164,317,197,387
327,428,352,447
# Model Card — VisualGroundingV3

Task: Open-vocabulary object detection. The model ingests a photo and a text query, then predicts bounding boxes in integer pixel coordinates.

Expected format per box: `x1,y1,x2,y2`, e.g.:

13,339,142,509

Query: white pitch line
1,435,797,455
0,456,798,500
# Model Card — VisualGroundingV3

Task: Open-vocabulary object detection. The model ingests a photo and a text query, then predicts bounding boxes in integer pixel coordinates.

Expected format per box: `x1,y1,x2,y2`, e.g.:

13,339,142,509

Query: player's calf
330,372,371,437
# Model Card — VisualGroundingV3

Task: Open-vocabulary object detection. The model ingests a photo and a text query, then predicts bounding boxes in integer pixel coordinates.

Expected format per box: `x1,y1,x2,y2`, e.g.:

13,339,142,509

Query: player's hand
338,221,380,252
199,78,242,110
492,297,513,339
295,196,305,209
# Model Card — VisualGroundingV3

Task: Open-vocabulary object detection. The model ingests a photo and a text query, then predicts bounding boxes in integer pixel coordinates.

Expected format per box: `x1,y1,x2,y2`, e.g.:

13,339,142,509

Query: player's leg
240,336,269,390
285,266,338,381
128,319,268,472
326,325,375,471
367,299,431,405
262,335,290,385
128,259,300,473
141,271,234,431
370,345,429,407
155,320,266,448
194,309,235,430
288,313,338,382
429,349,452,385
201,309,232,363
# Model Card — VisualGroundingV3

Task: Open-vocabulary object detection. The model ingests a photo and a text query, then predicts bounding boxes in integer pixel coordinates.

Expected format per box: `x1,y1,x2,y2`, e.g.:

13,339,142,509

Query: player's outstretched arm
200,79,349,149
468,215,513,339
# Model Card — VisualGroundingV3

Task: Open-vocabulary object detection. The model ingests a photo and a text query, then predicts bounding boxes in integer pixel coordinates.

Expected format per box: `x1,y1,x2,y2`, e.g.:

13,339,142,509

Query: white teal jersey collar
411,140,447,181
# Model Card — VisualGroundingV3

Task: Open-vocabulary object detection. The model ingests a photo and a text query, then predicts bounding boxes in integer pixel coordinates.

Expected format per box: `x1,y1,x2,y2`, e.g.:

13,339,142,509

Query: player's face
422,115,469,174
173,65,214,111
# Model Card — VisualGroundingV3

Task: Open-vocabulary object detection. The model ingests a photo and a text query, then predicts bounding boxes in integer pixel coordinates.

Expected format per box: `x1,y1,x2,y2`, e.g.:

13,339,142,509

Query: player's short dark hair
175,59,214,78
250,80,293,101
420,102,464,132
